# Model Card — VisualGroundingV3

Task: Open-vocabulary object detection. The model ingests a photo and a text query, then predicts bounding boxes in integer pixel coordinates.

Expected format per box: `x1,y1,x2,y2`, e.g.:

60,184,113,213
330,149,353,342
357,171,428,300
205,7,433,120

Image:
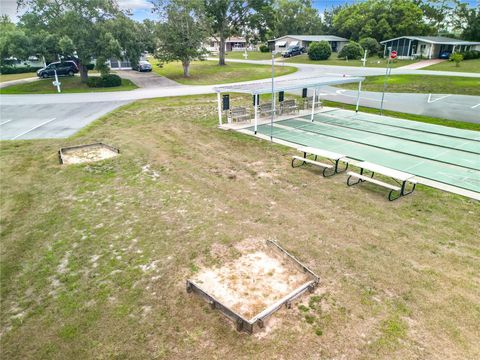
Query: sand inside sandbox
61,145,118,164
192,250,310,320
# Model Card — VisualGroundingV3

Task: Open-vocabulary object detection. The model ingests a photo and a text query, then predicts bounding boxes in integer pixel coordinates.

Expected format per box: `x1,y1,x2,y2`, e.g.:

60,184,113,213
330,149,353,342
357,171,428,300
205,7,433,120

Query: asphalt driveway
116,70,179,88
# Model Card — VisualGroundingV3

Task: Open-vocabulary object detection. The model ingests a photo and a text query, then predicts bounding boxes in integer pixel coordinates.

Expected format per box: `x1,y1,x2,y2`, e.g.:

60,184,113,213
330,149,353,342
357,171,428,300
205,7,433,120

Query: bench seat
347,171,401,191
292,155,333,169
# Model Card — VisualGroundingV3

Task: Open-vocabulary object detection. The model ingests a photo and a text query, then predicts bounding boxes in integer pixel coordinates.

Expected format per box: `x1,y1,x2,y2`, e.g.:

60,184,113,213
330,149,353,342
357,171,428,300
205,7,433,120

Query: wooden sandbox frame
58,142,120,164
186,240,320,334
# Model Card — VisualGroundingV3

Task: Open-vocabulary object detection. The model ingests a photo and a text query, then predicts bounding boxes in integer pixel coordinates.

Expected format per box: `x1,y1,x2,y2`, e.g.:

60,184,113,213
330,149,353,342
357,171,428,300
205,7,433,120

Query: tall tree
269,0,323,38
453,3,480,41
17,0,142,82
153,0,208,77
204,0,272,65
0,16,31,65
332,0,436,42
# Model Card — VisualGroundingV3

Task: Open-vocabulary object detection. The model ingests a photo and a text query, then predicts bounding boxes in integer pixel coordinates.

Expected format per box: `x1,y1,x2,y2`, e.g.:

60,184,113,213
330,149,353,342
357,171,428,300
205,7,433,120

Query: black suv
282,45,304,58
37,61,79,78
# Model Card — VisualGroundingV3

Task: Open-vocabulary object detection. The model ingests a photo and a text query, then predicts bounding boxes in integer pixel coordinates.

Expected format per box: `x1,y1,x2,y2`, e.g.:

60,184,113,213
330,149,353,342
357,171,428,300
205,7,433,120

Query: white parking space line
11,118,57,140
471,103,480,109
427,94,451,103
0,119,13,126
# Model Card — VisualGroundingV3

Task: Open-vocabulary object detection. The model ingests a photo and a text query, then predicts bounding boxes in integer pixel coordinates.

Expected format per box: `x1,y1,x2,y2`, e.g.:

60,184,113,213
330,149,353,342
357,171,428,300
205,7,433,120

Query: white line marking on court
471,103,480,109
0,119,13,126
427,94,451,103
11,118,57,140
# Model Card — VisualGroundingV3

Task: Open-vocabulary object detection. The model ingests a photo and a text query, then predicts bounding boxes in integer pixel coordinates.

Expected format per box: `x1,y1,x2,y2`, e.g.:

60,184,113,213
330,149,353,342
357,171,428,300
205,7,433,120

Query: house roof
380,36,480,45
271,35,348,43
214,75,364,95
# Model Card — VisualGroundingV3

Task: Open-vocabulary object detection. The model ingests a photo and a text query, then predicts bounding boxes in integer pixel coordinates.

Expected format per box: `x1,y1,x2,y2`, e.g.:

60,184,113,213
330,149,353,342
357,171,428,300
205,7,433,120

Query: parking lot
0,101,129,140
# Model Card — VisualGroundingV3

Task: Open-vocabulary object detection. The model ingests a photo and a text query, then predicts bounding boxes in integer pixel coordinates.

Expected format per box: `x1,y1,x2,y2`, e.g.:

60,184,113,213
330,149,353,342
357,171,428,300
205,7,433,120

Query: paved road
0,101,128,140
1,61,479,140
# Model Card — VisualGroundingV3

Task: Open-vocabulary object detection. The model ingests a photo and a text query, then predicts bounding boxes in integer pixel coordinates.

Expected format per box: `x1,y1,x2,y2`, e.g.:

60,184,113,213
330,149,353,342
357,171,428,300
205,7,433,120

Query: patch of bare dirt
61,144,118,164
191,243,311,321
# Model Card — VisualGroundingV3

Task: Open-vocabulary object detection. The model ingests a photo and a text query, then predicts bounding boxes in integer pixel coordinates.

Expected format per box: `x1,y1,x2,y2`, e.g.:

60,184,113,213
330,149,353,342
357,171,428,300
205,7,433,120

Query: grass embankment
1,94,479,359
284,53,419,68
151,60,296,85
0,76,137,94
423,58,480,73
339,74,480,96
322,100,480,131
0,72,38,83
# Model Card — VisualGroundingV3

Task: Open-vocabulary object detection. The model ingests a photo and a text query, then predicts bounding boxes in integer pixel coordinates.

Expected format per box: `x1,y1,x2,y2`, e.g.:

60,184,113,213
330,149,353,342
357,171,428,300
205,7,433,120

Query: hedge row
0,66,43,74
86,74,122,88
456,50,480,60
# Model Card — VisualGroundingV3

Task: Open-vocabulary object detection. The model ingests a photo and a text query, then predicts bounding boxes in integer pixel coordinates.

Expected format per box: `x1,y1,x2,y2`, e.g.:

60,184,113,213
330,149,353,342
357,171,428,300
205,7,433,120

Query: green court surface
248,109,480,193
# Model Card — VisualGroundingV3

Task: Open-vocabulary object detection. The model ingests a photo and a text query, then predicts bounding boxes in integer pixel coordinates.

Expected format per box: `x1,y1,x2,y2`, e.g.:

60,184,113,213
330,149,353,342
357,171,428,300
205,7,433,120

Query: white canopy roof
214,76,365,95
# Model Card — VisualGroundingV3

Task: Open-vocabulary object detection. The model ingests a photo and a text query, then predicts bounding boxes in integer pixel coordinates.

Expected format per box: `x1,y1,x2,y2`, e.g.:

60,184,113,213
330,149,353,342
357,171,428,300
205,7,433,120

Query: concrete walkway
398,59,446,70
0,77,39,89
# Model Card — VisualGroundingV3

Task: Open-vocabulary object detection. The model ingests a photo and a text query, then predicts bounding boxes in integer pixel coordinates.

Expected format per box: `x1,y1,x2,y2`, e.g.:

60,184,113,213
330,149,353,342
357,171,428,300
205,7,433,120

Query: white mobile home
269,35,348,53
380,36,480,59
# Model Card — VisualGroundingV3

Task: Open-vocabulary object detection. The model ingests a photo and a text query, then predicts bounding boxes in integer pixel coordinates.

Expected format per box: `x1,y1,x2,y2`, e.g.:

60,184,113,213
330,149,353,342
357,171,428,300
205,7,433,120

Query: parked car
282,45,304,58
36,61,79,78
439,51,452,59
134,60,152,72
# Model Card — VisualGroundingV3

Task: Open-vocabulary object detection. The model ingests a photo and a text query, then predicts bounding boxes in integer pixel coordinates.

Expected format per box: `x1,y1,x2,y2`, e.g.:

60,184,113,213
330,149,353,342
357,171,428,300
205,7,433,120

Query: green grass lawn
150,59,297,85
423,58,480,73
0,76,137,94
339,74,480,96
223,51,281,61
0,72,38,83
284,53,419,68
1,94,479,359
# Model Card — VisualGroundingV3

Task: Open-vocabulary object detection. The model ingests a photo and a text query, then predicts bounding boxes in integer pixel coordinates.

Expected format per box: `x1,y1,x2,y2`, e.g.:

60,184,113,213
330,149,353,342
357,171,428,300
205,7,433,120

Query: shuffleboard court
279,118,480,171
327,109,480,142
246,110,480,194
308,113,480,154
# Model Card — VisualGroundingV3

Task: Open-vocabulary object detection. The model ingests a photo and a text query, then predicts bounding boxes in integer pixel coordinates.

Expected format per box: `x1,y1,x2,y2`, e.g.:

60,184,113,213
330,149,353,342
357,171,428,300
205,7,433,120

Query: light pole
380,46,391,115
270,50,276,141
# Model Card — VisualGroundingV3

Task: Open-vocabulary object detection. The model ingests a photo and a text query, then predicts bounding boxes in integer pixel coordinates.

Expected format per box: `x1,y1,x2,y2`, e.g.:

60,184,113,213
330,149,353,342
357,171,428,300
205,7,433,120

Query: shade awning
276,41,287,46
214,76,365,95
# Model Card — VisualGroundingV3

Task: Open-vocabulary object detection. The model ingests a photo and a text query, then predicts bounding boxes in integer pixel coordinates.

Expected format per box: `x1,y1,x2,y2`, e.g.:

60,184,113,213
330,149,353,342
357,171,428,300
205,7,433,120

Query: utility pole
270,51,276,141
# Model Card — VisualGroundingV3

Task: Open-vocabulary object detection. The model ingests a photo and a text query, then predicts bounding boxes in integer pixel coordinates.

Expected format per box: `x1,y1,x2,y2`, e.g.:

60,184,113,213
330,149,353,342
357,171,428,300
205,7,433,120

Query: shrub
86,74,122,88
0,66,43,74
308,41,332,61
359,37,381,57
86,63,95,70
259,44,270,53
450,53,464,67
338,42,364,60
460,50,480,60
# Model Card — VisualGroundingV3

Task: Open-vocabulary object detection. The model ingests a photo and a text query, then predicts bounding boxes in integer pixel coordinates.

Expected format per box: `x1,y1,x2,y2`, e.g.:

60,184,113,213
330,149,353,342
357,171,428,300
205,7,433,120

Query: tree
359,37,381,57
450,52,463,67
0,16,31,65
269,0,323,38
204,0,272,66
307,41,331,60
453,4,480,41
338,42,363,60
17,0,142,82
332,0,436,42
153,0,208,77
